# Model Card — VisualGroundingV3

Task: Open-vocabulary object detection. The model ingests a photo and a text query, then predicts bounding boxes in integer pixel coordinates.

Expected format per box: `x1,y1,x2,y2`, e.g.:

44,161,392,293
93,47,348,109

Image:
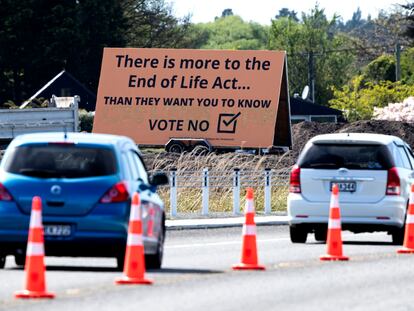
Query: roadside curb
166,216,289,230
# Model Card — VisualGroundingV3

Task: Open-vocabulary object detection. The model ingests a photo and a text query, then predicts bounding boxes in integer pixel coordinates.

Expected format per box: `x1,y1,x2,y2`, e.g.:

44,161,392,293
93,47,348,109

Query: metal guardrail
156,168,290,217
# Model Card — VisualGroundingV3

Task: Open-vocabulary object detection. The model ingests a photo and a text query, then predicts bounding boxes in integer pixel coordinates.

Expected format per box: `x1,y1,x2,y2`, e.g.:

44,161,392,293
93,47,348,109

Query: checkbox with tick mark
217,112,241,134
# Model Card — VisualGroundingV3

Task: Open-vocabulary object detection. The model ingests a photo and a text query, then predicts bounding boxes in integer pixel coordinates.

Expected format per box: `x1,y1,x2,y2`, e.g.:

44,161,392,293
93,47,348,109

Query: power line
286,44,396,57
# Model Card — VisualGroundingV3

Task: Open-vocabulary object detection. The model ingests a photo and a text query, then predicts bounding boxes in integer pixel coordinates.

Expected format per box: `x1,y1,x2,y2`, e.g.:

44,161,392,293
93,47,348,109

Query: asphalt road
0,225,413,311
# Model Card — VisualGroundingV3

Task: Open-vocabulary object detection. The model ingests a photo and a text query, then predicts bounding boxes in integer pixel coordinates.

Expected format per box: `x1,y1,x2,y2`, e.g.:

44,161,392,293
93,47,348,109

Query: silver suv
287,133,414,244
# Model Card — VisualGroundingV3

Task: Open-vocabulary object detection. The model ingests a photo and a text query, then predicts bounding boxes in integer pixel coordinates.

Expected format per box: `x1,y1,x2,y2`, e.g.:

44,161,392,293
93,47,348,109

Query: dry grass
158,186,289,217
145,149,294,217
145,148,295,172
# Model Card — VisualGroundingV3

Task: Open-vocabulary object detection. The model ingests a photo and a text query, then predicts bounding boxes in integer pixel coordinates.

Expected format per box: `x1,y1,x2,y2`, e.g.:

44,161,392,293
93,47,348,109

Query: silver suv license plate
330,182,356,192
44,225,71,236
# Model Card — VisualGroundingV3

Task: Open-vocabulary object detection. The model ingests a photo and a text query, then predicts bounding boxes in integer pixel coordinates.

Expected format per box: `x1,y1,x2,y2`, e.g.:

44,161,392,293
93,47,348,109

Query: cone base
320,254,349,261
397,247,414,254
115,276,153,285
232,263,266,270
14,290,55,299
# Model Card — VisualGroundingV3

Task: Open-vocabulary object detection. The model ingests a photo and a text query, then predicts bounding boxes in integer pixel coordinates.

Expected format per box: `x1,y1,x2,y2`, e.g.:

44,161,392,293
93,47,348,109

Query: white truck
0,96,79,147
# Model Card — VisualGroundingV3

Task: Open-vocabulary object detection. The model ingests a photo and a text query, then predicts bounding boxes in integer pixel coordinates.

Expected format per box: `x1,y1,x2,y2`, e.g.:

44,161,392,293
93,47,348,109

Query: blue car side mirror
138,183,157,193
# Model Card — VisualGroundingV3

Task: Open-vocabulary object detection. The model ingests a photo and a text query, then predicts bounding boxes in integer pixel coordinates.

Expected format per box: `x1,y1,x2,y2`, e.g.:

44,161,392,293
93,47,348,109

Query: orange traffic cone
115,192,153,285
233,188,265,270
14,197,55,299
397,184,414,254
320,184,349,261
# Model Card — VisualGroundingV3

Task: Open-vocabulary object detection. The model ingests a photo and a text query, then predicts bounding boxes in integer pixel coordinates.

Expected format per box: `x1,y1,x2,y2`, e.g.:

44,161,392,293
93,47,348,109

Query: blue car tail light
100,181,130,203
0,183,13,201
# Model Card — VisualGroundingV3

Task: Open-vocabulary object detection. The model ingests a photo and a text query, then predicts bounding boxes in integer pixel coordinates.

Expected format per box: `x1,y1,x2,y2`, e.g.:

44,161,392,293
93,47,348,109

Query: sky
168,0,408,24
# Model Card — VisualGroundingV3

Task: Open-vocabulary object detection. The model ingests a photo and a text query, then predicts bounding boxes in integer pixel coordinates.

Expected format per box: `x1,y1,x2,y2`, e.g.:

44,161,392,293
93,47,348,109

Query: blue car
0,132,168,269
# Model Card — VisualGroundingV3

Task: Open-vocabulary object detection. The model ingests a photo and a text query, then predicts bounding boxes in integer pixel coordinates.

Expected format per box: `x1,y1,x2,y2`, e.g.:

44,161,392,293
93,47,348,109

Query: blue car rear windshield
4,144,117,178
298,143,394,170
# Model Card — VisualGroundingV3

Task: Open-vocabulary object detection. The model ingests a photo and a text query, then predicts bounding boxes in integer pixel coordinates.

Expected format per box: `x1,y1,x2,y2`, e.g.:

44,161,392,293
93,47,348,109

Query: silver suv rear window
298,144,393,170
4,144,117,178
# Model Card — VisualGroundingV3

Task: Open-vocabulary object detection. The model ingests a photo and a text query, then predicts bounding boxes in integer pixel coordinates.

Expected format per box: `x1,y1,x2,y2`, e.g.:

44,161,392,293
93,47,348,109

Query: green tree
362,54,396,83
275,8,299,22
122,0,191,48
221,9,234,18
269,5,356,104
0,0,80,105
343,8,366,32
0,0,192,106
0,0,127,106
401,3,414,39
192,15,268,50
345,9,411,64
401,47,414,84
178,23,211,49
75,0,127,92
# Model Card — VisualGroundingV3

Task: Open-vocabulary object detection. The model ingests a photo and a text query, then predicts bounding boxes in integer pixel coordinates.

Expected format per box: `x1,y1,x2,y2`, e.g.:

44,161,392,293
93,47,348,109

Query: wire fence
153,168,291,217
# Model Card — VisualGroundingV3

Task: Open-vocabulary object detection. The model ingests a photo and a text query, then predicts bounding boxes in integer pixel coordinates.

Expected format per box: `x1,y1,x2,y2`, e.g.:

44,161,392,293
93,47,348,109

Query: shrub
79,109,94,132
330,76,414,121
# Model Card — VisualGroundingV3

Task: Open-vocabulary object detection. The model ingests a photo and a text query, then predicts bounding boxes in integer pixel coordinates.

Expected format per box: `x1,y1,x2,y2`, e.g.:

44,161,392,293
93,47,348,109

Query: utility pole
308,51,315,103
395,42,401,81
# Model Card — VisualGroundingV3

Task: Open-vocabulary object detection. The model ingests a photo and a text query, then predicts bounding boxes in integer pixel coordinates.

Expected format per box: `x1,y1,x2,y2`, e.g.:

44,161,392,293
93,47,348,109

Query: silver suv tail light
289,165,301,193
386,167,401,195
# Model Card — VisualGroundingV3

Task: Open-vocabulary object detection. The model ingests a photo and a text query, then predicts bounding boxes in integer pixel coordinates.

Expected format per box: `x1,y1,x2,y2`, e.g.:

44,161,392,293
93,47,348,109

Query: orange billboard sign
93,48,291,148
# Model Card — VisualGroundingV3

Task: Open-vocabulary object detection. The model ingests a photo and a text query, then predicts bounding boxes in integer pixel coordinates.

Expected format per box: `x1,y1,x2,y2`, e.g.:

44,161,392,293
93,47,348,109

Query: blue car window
126,151,139,181
4,144,117,178
130,151,149,184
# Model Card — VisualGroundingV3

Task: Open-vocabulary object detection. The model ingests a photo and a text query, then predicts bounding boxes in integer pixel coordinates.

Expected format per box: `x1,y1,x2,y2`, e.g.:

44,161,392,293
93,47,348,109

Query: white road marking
165,232,389,249
165,238,289,249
